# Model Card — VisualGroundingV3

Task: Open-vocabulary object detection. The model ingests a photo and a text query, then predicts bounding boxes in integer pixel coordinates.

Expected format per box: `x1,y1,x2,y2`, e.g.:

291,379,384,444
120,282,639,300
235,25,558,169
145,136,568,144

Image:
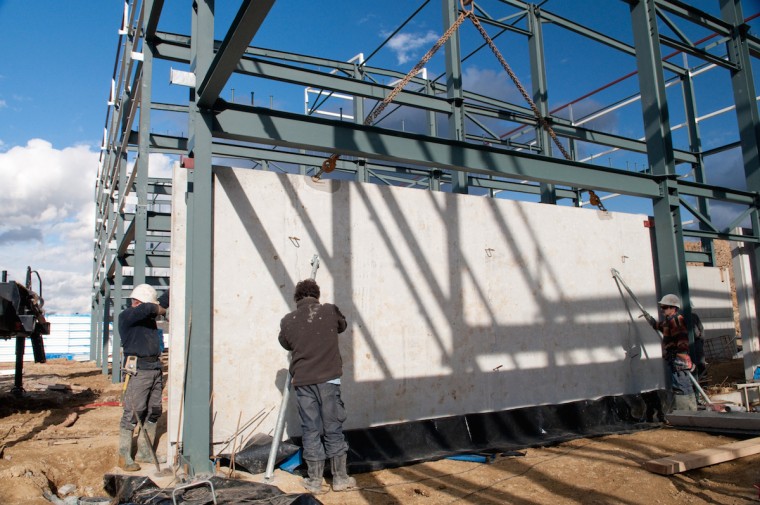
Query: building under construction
91,0,760,479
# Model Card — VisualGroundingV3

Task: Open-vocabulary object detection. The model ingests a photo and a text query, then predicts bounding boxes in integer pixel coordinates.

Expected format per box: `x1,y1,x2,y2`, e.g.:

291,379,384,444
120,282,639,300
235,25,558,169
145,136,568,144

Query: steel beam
182,0,215,476
196,0,275,109
721,0,760,380
630,0,693,337
528,5,556,203
212,104,663,197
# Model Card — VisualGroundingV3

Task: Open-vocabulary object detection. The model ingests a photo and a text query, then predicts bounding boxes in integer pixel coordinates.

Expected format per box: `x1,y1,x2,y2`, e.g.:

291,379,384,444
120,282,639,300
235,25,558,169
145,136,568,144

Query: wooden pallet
644,436,760,475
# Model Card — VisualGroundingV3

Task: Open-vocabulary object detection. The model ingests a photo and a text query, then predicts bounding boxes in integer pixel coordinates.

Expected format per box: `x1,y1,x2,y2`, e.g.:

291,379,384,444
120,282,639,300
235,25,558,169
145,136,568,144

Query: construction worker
647,294,695,401
117,284,167,471
278,279,356,494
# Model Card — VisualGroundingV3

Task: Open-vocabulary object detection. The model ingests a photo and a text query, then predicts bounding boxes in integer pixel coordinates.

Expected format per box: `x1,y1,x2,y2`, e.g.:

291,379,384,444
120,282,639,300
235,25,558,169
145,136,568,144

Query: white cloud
0,99,6,109
386,30,440,65
0,139,98,314
463,67,522,103
124,152,176,180
149,152,176,178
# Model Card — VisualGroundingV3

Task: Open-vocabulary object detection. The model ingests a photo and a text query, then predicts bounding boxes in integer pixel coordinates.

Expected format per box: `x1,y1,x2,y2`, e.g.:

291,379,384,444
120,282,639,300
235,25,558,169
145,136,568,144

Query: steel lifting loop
460,0,475,13
588,190,607,212
312,153,339,182
322,154,338,173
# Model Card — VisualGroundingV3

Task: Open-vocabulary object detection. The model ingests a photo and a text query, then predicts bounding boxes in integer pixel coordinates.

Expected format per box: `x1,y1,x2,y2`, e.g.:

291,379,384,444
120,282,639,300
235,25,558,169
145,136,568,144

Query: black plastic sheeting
103,474,322,505
319,391,672,474
217,435,300,474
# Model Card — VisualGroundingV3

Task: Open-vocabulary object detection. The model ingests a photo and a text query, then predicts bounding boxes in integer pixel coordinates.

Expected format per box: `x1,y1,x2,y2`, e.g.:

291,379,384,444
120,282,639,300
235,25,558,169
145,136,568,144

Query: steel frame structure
91,0,760,474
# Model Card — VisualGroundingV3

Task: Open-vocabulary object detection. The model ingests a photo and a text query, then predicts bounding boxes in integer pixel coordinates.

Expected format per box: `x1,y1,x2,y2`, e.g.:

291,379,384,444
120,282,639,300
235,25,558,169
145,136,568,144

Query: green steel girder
658,34,739,69
155,36,456,115
152,32,700,165
684,250,711,263
181,0,215,476
122,276,171,287
133,130,582,200
528,4,555,203
547,121,698,164
537,8,687,75
120,252,171,269
654,0,732,36
212,103,661,196
630,0,693,339
470,9,532,37
144,0,165,41
196,0,274,109
442,0,468,192
683,228,760,243
117,211,173,257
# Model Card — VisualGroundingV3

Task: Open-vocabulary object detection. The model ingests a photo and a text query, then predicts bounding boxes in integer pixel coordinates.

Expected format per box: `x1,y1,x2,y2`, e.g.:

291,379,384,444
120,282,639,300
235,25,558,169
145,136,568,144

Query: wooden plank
644,436,760,475
666,410,760,432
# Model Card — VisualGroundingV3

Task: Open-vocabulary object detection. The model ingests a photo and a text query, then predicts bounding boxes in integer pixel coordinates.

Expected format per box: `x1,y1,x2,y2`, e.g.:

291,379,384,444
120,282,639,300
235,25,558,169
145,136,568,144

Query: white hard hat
658,293,681,308
130,284,158,304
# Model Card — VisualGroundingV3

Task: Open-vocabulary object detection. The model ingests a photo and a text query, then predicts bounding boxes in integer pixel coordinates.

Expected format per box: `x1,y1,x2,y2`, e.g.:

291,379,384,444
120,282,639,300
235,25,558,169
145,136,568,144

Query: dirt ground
1,358,759,505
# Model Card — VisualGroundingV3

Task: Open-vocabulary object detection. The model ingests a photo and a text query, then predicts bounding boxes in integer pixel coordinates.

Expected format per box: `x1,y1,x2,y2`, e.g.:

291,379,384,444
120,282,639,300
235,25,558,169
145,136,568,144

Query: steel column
442,0,468,193
721,0,760,379
681,69,714,264
528,5,556,203
181,0,215,475
630,0,691,320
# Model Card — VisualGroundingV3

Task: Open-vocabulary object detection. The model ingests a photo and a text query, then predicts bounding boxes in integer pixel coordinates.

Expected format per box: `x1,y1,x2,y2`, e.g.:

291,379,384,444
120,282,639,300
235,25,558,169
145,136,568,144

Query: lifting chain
313,0,608,213
466,12,606,211
312,5,471,182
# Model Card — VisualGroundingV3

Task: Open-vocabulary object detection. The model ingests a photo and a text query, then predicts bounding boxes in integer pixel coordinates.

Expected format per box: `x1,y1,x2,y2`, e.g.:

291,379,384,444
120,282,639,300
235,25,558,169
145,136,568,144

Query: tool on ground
265,254,320,482
685,369,715,406
122,356,166,474
611,269,714,407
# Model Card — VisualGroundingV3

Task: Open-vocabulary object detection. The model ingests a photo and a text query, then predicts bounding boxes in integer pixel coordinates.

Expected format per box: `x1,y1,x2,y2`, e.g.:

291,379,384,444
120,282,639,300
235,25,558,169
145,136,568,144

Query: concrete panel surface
686,265,735,341
170,168,664,449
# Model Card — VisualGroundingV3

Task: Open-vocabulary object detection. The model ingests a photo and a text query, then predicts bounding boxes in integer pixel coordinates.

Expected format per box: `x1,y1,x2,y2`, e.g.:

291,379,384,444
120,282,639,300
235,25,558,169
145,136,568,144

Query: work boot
330,453,357,491
118,428,140,472
136,422,166,463
301,459,326,494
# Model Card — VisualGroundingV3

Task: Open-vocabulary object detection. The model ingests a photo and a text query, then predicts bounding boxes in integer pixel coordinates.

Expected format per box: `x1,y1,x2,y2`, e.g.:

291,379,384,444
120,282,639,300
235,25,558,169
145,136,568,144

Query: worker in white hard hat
116,283,168,471
652,294,695,398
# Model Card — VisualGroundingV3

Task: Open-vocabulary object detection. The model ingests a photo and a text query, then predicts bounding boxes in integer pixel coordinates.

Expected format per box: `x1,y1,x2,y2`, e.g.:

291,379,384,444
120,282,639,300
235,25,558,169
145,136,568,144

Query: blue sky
0,0,757,313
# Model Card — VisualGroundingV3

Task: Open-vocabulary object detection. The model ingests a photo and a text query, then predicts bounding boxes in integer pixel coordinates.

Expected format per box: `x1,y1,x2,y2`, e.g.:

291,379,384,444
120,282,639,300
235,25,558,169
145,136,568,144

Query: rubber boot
301,459,326,494
136,422,166,463
330,453,357,491
118,428,140,472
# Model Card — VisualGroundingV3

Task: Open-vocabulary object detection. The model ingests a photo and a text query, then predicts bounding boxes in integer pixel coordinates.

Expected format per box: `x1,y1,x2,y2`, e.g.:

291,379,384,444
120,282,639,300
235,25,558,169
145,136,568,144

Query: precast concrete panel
170,167,664,449
686,265,735,341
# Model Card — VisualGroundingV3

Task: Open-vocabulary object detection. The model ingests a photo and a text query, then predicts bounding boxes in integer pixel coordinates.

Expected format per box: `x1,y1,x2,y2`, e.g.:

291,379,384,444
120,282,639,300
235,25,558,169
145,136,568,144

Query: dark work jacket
118,302,162,370
278,297,347,387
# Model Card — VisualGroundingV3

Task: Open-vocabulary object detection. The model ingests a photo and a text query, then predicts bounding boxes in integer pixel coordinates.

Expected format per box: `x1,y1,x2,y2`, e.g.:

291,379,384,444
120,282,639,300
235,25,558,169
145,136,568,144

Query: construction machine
0,267,50,395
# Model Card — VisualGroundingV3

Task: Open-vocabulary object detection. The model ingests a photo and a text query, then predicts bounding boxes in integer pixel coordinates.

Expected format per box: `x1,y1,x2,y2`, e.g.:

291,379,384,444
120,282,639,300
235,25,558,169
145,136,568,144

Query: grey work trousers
120,368,163,430
295,382,349,461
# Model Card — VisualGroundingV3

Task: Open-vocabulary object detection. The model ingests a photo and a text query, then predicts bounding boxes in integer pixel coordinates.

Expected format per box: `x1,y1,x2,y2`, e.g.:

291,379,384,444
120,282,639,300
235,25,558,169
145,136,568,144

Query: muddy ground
0,358,759,504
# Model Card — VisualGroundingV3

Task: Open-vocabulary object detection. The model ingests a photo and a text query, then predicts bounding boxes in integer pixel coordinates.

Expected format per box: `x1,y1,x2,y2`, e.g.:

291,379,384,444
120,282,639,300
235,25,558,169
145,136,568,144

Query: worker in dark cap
278,279,356,494
117,284,167,471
